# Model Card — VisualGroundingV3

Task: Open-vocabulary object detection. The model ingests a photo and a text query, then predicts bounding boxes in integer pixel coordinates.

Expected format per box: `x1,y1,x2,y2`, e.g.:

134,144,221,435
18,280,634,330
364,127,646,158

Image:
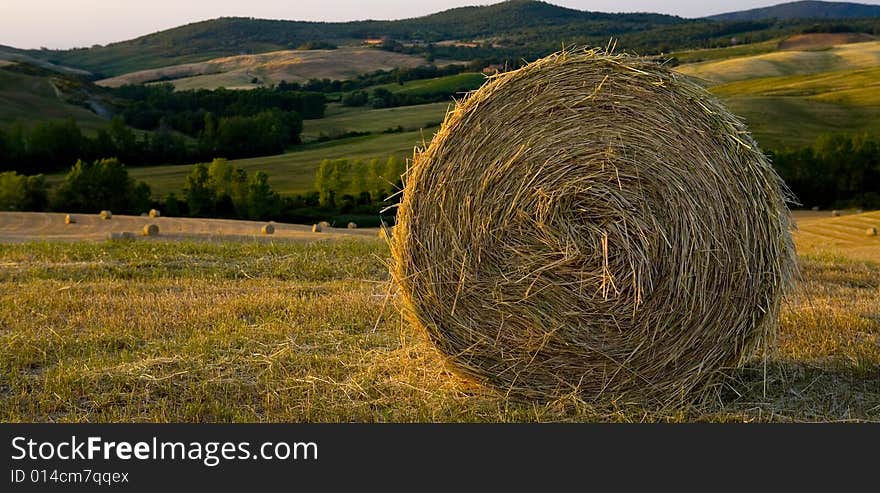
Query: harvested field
0,212,379,243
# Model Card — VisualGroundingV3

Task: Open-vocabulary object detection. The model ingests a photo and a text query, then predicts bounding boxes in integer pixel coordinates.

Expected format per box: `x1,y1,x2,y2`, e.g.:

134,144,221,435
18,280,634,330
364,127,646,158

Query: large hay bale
64,214,75,225
149,209,161,218
347,222,358,229
831,210,841,217
391,49,796,406
261,223,275,235
99,210,112,220
867,227,878,237
318,221,331,229
311,223,322,233
142,224,159,236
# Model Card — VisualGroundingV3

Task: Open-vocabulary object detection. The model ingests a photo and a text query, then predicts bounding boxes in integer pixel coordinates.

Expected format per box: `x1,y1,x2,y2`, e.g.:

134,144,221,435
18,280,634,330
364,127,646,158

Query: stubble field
0,210,878,422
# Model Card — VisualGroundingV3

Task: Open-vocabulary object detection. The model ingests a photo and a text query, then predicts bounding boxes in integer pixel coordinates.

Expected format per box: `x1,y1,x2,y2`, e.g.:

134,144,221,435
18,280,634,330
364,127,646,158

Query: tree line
3,133,877,224
111,84,325,135
770,133,880,209
0,155,408,227
0,111,303,174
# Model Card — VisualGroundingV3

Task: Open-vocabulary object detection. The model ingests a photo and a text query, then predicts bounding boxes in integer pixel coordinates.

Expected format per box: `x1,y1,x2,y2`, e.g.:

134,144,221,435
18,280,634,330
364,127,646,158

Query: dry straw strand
391,48,796,407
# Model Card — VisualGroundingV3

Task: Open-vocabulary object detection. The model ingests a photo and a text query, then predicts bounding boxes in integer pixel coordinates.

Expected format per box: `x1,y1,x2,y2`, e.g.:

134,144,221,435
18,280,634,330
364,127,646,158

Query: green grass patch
672,39,780,64
0,70,108,131
302,102,449,140
369,72,485,96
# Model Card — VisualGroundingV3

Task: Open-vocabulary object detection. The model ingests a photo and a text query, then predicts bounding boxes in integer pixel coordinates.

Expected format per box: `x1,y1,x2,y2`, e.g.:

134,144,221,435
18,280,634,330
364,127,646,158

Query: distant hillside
0,64,110,130
0,45,91,76
6,0,880,83
709,1,880,22
30,1,686,77
96,48,456,90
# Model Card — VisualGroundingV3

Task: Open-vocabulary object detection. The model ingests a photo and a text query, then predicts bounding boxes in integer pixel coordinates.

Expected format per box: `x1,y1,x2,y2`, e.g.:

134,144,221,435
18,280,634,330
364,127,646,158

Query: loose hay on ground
391,48,796,407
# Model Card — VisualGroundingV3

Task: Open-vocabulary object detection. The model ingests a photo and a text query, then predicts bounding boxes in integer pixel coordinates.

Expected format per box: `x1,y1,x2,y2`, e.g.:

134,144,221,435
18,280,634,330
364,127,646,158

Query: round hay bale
318,221,331,229
311,223,322,233
831,210,841,217
64,214,76,225
142,224,159,236
811,206,820,211
261,223,275,235
149,209,161,218
867,227,878,237
99,210,112,220
856,209,864,214
391,49,796,405
347,222,358,229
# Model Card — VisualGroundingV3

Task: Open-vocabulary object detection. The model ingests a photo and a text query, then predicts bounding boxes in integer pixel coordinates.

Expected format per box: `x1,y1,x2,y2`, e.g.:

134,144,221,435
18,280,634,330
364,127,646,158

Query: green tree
108,116,137,161
27,119,84,171
0,172,26,210
164,192,181,217
246,171,278,220
183,163,215,217
315,159,335,208
53,158,144,213
131,182,152,214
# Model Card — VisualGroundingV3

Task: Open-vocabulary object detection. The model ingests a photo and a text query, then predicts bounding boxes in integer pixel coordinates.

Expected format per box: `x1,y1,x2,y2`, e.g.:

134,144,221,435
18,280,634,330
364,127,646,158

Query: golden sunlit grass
0,220,878,422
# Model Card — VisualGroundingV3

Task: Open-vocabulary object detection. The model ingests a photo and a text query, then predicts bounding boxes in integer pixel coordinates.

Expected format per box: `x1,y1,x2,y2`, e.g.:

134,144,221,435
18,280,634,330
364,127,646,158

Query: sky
1,0,879,49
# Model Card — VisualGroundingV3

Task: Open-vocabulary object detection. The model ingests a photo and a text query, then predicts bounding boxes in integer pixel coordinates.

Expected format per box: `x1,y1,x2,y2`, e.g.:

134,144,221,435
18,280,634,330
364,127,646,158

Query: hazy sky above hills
2,0,879,49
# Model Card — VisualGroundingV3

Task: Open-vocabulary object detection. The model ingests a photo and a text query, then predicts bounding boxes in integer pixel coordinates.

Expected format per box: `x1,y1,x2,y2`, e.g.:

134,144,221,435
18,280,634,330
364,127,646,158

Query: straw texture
391,49,796,406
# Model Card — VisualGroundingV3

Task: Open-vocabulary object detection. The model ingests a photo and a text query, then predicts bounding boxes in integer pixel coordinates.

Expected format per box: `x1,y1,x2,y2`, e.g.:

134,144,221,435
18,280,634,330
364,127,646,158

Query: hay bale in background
832,210,841,217
347,222,358,229
99,210,112,220
64,214,76,225
391,49,796,406
149,209,161,218
311,224,322,233
318,221,331,229
867,227,878,237
142,224,159,236
261,224,275,235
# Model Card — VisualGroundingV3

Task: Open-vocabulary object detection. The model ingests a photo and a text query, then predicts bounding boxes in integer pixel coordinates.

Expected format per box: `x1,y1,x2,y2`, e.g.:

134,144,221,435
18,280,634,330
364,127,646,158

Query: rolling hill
0,65,109,130
709,1,880,21
31,1,685,77
676,39,880,83
96,48,460,90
